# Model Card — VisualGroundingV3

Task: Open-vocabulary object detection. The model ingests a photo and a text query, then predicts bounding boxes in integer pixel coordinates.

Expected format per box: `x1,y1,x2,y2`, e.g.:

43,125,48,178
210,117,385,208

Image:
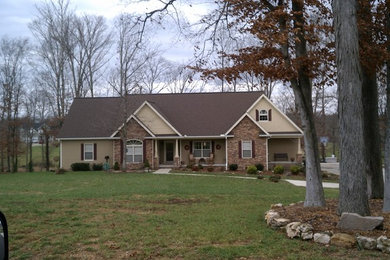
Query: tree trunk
45,134,50,171
333,0,370,216
383,1,390,212
291,0,325,207
362,71,383,199
384,60,390,211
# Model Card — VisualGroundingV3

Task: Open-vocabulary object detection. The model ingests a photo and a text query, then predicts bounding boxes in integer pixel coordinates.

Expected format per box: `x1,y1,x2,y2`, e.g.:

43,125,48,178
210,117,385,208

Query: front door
165,142,174,164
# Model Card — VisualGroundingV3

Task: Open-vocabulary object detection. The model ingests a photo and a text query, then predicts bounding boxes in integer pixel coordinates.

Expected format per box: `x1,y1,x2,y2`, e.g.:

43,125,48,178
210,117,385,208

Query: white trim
241,140,253,158
269,134,303,138
259,95,304,134
225,113,269,136
110,114,155,138
135,101,182,136
83,143,94,161
60,141,63,168
58,137,120,141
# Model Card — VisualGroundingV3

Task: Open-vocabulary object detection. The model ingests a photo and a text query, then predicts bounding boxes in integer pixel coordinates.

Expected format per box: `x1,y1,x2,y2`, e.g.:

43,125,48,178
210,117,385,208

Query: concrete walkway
152,169,339,188
285,179,339,189
320,162,340,175
153,168,172,174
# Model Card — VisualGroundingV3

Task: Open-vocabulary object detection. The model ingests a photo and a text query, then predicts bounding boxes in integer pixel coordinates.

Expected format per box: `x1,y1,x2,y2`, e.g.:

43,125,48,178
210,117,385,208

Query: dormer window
259,110,268,121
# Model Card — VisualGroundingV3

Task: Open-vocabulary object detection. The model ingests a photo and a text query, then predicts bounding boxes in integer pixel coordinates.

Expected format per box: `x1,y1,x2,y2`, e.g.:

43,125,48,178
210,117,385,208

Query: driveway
320,162,340,175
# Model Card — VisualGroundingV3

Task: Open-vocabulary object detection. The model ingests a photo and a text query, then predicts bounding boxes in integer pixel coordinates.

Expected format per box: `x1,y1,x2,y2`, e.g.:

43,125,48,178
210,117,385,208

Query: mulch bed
274,199,390,238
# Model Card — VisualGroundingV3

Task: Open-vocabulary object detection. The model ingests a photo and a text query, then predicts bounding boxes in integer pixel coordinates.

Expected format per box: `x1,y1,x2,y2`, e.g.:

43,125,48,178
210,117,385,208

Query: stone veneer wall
227,116,267,170
113,118,153,170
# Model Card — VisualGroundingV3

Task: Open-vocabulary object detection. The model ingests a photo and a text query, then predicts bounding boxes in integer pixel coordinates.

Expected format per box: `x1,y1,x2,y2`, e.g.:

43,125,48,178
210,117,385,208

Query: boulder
331,233,356,248
298,223,314,240
286,222,302,239
314,233,331,245
356,236,377,250
270,218,290,229
264,210,280,226
336,212,383,231
377,236,390,253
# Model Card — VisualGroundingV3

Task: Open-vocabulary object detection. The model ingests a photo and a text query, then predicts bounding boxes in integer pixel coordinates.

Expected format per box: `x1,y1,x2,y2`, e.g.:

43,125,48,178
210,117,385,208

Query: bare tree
0,36,30,172
29,0,73,119
139,54,171,93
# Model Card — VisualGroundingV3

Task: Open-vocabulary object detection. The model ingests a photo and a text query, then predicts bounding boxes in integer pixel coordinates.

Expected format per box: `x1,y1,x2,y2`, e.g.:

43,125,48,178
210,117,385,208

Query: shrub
290,165,302,175
229,164,238,171
255,163,264,171
192,165,199,171
92,163,103,171
113,162,120,171
198,164,203,170
257,175,264,179
246,165,258,175
71,163,90,171
207,167,214,172
144,160,150,168
269,175,281,182
56,168,66,174
273,165,285,175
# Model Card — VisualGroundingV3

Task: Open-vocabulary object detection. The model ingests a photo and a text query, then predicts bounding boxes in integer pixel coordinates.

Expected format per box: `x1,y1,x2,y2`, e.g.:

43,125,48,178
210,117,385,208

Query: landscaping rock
298,223,314,240
286,222,302,239
331,233,356,248
314,233,331,245
271,203,283,208
336,212,383,231
356,236,377,250
270,218,290,229
264,210,280,226
377,236,390,253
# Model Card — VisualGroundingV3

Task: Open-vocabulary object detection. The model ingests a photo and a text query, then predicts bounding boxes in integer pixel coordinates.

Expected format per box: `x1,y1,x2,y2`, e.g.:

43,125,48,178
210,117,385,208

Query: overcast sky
0,0,211,62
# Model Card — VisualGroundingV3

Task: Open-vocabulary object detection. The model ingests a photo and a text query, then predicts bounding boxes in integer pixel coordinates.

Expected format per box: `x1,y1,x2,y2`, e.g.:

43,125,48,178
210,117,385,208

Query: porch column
174,139,180,168
154,140,159,169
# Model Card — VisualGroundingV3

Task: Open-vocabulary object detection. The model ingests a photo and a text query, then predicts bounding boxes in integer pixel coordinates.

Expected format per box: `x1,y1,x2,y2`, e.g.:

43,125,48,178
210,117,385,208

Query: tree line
2,0,390,215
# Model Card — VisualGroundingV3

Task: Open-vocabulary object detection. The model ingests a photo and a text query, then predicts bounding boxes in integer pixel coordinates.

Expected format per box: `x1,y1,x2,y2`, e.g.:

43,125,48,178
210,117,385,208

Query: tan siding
136,105,176,135
61,140,113,170
249,98,299,133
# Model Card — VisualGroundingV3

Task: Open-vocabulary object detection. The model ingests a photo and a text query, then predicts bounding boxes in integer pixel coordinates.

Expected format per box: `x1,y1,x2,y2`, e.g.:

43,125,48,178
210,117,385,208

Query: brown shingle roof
58,91,263,138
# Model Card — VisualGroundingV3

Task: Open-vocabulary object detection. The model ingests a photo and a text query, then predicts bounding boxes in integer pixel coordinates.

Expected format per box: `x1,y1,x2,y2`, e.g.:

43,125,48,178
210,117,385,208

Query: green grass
16,144,60,169
0,171,381,259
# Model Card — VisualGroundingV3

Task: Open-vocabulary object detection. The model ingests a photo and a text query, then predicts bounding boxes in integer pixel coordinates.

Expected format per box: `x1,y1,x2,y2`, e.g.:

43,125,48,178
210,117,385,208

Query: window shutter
212,141,215,154
255,109,259,121
189,141,192,153
94,143,97,160
268,109,272,121
120,140,124,163
238,141,242,158
143,141,146,163
81,144,84,160
252,140,255,158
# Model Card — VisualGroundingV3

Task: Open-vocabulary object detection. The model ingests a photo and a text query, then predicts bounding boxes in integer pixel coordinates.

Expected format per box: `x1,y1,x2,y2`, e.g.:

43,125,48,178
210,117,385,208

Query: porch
268,137,303,169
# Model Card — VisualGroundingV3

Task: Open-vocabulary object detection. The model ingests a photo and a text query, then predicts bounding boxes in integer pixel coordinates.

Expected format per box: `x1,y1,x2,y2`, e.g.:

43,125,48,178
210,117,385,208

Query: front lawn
0,171,380,259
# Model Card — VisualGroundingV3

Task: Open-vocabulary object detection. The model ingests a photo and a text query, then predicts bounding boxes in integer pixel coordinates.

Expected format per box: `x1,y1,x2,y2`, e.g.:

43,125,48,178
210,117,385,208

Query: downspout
225,136,228,170
60,140,63,169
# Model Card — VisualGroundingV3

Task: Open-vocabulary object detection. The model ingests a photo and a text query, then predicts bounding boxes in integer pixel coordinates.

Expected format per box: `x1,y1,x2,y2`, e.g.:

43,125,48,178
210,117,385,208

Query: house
57,92,303,171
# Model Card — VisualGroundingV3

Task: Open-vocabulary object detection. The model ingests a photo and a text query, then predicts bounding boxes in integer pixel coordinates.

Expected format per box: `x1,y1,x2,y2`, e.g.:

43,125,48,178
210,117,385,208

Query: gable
248,96,302,133
227,115,267,137
135,104,176,135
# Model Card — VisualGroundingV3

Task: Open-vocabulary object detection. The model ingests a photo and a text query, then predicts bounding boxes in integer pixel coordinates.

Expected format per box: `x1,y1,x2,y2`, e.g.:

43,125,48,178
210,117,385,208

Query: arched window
126,139,143,163
259,110,268,121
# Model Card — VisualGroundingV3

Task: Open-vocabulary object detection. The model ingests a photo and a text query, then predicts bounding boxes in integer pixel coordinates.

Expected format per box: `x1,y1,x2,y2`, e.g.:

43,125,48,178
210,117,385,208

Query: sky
0,0,211,62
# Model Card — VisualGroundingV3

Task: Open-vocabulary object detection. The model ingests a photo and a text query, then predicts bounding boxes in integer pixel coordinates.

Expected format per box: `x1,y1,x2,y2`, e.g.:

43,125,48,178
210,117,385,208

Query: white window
84,144,94,161
193,141,211,158
126,139,143,163
242,141,252,158
259,110,268,121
